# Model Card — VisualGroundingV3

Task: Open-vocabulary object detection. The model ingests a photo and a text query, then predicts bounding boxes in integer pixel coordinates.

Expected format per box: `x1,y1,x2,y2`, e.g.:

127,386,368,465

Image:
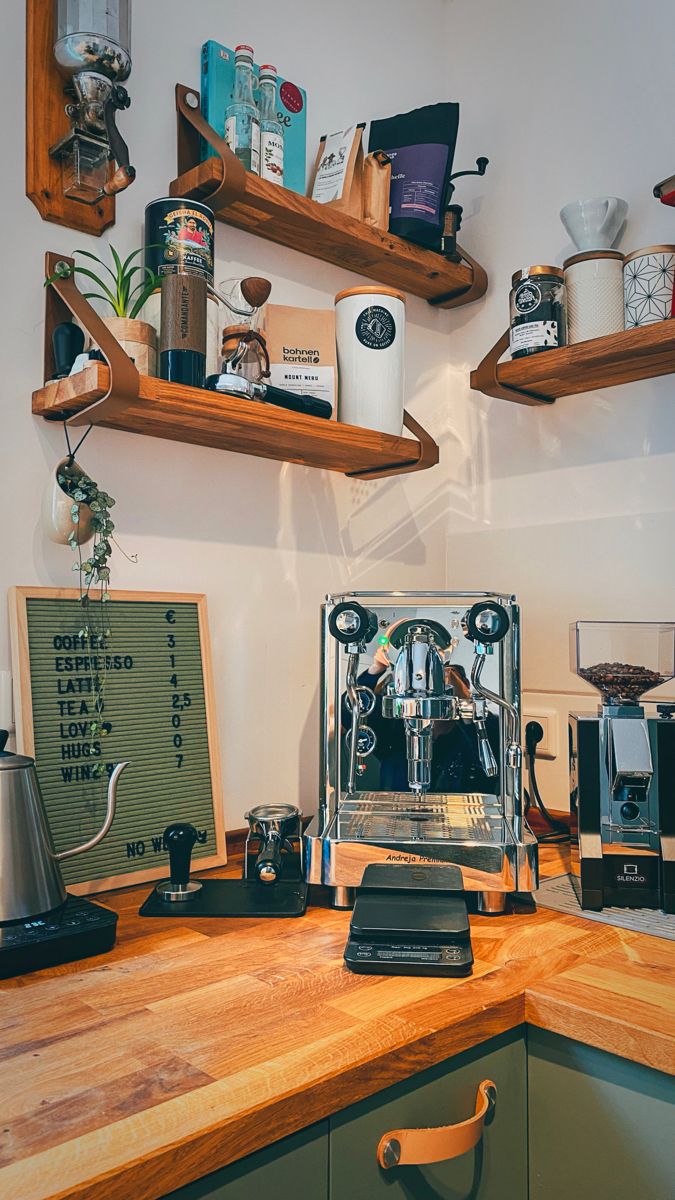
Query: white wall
444,0,675,805
4,0,673,829
1,0,459,829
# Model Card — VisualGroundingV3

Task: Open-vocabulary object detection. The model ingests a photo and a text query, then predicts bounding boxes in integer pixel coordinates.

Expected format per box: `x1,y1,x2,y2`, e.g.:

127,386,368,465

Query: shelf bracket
174,84,247,211
43,251,140,426
428,244,488,308
346,410,439,480
469,331,554,406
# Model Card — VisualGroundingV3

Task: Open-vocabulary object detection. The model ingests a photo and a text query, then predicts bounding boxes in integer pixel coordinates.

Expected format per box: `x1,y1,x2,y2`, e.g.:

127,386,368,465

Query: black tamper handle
164,822,199,887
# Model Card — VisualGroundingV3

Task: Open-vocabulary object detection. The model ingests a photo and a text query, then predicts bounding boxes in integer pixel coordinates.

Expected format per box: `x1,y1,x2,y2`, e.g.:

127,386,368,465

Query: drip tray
333,793,509,844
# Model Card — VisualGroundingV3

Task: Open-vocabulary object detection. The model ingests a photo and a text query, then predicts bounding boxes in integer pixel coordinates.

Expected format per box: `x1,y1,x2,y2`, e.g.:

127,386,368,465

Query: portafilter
245,804,302,885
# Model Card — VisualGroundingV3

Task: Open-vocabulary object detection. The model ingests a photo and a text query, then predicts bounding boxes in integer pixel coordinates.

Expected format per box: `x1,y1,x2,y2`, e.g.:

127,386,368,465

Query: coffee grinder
569,621,675,912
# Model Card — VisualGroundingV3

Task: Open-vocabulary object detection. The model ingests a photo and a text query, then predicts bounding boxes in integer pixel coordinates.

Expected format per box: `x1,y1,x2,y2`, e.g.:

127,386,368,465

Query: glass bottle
225,45,260,174
258,65,284,186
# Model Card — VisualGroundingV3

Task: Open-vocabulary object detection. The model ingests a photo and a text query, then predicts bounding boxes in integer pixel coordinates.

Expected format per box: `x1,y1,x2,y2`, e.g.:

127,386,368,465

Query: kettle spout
55,761,130,862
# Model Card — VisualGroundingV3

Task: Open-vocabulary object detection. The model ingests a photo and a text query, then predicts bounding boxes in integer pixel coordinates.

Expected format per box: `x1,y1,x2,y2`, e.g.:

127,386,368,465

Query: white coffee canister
563,250,624,344
335,287,405,435
623,245,675,328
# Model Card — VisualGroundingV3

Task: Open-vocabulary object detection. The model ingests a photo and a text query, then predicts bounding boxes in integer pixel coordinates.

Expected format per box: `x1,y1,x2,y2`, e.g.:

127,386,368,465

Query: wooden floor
0,843,673,1200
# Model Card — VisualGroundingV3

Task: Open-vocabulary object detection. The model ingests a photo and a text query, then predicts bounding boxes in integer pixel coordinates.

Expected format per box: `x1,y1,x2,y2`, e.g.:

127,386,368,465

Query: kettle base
0,894,118,979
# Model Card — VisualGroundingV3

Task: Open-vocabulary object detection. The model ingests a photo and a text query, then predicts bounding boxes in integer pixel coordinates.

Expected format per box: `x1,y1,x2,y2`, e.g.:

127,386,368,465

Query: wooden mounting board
25,0,115,235
32,363,438,477
8,587,226,893
470,320,675,404
169,156,482,308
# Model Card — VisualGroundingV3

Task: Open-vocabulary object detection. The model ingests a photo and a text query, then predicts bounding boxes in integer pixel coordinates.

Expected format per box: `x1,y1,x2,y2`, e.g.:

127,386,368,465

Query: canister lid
335,286,406,304
511,266,563,285
563,250,624,269
623,244,675,264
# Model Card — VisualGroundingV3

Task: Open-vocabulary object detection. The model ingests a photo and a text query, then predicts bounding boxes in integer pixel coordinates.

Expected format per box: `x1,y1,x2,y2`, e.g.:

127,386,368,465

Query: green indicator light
378,635,389,646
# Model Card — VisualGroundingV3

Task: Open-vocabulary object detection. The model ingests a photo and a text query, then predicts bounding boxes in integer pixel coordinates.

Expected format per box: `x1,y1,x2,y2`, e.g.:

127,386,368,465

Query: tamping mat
139,878,308,919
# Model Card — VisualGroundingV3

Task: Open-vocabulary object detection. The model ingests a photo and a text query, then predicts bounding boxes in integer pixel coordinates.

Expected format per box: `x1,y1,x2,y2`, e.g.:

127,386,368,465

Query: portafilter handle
254,831,285,885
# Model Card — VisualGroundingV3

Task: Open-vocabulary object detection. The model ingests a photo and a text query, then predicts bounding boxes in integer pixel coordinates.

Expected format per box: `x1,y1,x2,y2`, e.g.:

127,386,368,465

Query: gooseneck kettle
0,731,129,923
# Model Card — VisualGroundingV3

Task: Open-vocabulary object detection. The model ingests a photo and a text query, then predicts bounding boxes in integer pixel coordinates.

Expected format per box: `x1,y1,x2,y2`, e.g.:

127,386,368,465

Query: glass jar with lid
509,265,567,359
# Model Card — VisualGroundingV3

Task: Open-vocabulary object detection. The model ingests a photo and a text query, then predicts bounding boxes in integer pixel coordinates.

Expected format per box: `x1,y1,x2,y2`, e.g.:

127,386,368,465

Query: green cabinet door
528,1029,675,1200
330,1028,527,1200
160,1119,328,1200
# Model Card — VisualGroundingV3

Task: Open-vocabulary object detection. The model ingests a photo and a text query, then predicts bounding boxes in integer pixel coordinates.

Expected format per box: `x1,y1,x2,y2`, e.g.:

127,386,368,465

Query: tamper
155,822,203,902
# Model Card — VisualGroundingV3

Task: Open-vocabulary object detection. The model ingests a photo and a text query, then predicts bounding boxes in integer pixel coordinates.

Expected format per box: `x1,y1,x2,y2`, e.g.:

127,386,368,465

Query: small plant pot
100,316,157,376
42,458,94,545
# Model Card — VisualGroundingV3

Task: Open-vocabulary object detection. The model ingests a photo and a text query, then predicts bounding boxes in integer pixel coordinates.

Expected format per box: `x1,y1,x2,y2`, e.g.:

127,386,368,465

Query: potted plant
46,247,160,375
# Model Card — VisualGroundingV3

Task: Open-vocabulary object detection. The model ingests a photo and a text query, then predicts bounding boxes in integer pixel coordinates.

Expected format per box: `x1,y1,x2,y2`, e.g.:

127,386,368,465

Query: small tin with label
509,265,567,359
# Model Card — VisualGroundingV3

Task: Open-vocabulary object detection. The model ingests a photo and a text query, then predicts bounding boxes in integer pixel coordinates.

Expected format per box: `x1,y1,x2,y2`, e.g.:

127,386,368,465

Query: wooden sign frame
8,587,227,894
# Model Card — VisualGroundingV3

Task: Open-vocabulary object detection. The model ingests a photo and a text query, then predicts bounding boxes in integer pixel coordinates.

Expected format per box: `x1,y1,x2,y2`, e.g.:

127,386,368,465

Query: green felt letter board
9,589,226,892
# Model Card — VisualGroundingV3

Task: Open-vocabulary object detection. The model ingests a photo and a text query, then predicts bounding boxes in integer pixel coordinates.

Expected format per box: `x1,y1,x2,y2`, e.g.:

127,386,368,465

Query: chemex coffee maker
569,621,675,912
0,732,128,977
305,592,538,912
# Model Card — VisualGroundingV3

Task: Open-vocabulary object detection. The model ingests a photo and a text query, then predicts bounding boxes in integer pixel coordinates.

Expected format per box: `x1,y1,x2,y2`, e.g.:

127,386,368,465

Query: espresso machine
305,592,538,911
569,621,675,912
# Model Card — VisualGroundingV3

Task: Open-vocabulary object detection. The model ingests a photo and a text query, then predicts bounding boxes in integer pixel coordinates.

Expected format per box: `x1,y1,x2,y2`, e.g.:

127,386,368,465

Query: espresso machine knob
155,822,203,902
328,602,378,646
464,601,511,645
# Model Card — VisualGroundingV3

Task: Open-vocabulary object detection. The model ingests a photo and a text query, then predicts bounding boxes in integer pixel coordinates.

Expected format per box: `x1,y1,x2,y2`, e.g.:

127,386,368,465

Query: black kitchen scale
344,863,474,977
0,895,118,979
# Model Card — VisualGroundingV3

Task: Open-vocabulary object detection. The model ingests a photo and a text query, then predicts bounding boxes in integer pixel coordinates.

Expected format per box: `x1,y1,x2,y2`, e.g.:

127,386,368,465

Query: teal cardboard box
200,40,307,195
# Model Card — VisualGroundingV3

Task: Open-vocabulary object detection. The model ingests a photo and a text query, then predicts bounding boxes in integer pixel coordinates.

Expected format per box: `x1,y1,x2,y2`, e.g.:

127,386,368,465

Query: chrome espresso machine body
305,592,538,910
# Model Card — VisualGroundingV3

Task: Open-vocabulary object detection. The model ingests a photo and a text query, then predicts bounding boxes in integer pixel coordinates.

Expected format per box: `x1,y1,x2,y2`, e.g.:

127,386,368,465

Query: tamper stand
139,818,308,919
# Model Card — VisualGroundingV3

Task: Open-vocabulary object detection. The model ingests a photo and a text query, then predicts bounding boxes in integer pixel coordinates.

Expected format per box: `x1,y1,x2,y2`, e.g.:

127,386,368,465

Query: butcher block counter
1,845,674,1200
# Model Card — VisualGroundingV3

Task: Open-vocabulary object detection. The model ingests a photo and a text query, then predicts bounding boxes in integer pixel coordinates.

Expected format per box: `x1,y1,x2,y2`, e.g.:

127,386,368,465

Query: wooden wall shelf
470,321,675,405
32,364,439,479
169,86,487,310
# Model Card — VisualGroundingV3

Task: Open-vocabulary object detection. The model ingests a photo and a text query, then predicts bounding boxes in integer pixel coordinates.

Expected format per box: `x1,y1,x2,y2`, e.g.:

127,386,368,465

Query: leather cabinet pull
377,1079,497,1169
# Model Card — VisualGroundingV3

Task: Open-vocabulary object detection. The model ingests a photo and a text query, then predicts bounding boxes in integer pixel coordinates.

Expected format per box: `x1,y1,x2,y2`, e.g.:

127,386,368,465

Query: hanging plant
57,465,117,778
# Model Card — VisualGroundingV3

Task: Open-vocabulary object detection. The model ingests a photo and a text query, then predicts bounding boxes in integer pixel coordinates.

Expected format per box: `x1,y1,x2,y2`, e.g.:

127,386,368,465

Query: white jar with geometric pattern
564,250,625,344
623,244,675,328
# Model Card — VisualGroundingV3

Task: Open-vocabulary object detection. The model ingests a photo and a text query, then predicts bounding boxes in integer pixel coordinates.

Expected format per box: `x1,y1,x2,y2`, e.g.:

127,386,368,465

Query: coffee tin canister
623,244,675,328
144,198,215,284
335,286,405,436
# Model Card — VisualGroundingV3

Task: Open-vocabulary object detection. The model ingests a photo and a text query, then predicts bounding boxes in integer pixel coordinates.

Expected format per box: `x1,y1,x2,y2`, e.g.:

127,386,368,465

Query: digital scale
0,895,118,979
344,864,474,977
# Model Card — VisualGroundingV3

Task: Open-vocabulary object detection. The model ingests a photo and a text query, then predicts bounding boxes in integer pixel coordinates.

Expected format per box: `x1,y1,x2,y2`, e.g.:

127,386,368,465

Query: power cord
524,720,570,844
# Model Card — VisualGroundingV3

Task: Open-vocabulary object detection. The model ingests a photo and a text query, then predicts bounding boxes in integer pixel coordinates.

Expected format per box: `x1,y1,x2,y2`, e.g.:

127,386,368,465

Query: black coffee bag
369,103,460,251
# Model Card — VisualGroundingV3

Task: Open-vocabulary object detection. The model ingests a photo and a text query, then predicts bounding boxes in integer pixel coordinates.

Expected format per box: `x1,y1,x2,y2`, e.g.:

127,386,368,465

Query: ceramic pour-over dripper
560,197,628,251
570,621,675,707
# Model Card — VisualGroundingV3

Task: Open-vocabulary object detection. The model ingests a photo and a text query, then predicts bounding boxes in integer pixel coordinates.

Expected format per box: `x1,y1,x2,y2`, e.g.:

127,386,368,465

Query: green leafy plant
58,467,117,778
46,246,160,319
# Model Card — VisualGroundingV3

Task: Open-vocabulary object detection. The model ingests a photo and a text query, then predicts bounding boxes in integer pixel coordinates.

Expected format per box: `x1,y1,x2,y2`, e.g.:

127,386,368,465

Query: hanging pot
42,457,94,545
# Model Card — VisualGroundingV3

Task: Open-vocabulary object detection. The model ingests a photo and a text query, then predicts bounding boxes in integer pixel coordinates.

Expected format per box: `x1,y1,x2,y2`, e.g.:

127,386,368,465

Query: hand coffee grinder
569,621,675,912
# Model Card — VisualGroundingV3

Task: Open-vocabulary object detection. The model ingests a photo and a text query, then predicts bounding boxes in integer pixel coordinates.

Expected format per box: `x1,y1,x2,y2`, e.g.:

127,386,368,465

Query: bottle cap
234,44,254,57
259,64,277,75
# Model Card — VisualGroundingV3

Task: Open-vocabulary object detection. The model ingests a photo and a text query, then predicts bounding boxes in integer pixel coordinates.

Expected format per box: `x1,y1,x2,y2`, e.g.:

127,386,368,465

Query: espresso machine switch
156,823,203,902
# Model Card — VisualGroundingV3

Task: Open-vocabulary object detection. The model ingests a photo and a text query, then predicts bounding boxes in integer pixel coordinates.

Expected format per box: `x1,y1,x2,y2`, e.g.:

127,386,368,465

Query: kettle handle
55,761,130,861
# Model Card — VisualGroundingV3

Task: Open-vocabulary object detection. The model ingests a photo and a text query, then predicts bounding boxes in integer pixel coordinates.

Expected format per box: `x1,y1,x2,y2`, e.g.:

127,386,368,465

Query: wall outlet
523,707,558,759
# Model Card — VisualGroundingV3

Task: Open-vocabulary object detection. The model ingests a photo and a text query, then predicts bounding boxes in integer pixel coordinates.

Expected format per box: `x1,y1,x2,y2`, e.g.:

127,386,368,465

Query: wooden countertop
1,844,673,1200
